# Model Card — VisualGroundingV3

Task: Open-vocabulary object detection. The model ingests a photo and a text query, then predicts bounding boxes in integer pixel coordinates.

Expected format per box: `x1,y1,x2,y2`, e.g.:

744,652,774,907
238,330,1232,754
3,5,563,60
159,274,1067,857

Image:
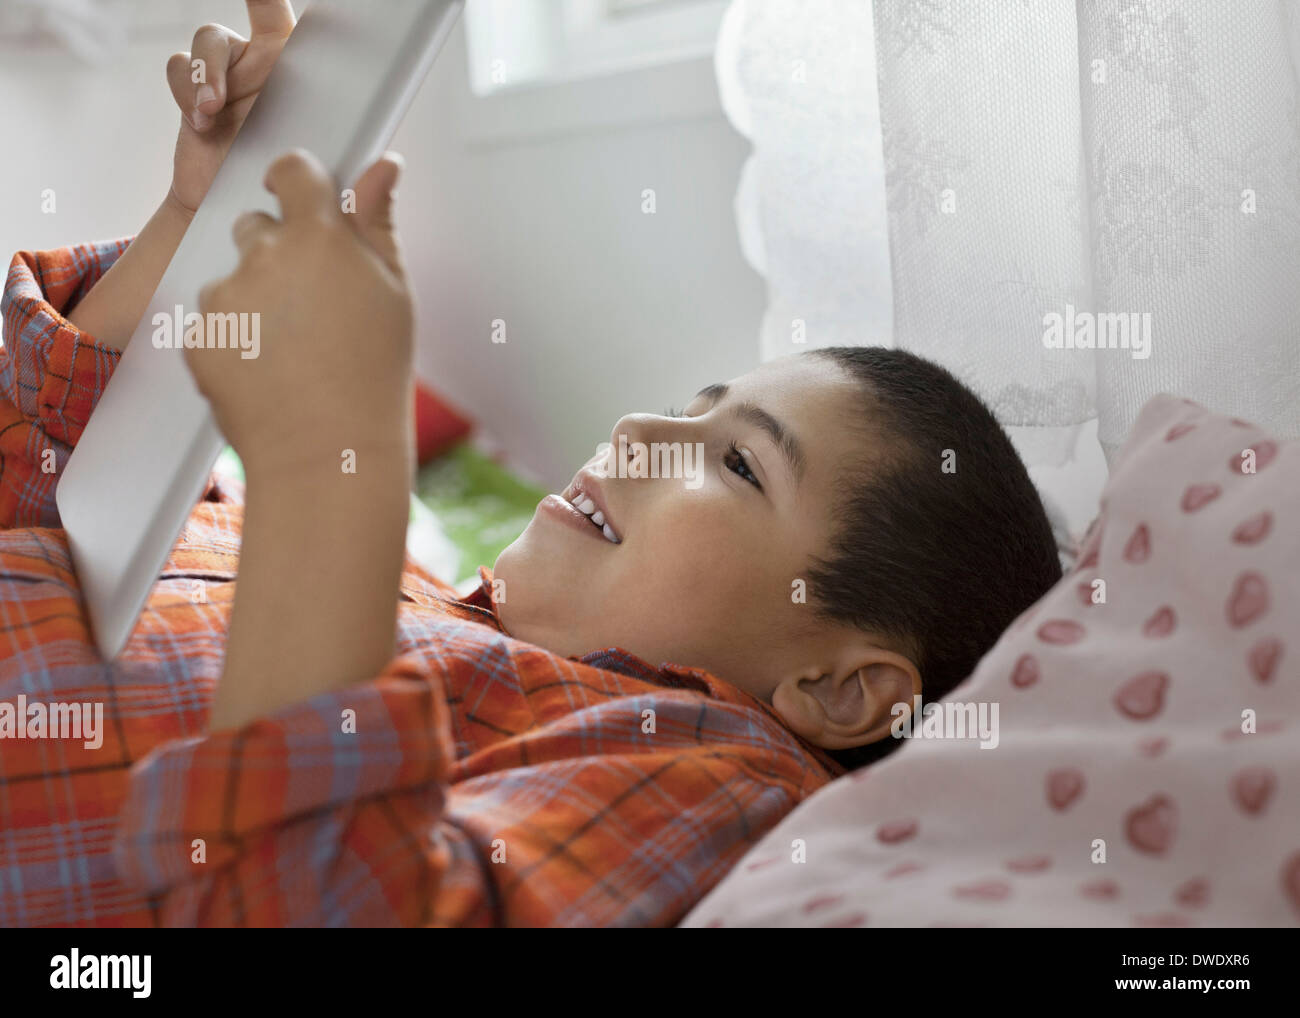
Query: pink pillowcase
682,394,1298,928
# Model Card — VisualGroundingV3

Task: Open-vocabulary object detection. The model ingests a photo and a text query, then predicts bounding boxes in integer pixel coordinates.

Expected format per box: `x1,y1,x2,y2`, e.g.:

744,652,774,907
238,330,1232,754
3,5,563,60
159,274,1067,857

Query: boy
0,2,1061,926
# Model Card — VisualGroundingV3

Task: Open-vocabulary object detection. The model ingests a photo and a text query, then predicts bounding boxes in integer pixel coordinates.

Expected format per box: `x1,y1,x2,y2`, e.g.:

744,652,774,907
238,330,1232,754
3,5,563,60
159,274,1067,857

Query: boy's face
494,355,921,747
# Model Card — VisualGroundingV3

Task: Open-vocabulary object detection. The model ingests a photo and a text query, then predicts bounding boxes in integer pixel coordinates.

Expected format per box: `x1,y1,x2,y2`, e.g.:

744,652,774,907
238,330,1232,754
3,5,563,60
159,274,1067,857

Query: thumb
349,151,405,273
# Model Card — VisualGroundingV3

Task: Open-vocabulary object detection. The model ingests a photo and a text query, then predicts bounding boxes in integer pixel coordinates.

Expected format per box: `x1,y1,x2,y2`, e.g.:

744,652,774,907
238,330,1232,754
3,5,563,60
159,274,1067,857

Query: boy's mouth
561,474,621,544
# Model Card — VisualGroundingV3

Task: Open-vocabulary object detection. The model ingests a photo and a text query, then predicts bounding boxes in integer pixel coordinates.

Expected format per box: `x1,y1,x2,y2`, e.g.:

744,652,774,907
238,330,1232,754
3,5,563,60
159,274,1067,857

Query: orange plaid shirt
0,239,845,927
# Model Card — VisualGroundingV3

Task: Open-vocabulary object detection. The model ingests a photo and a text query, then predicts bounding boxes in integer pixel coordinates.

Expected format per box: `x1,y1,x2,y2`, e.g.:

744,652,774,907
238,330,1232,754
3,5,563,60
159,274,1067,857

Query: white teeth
565,486,619,543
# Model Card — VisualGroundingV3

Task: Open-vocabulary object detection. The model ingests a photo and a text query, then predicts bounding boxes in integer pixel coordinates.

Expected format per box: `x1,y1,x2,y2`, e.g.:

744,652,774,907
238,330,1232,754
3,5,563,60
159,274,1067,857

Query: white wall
0,4,765,491
395,15,765,488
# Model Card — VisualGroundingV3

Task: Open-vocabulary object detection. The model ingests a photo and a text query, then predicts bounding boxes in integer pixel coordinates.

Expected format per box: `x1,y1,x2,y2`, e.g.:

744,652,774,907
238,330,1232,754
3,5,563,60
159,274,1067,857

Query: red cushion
414,379,472,465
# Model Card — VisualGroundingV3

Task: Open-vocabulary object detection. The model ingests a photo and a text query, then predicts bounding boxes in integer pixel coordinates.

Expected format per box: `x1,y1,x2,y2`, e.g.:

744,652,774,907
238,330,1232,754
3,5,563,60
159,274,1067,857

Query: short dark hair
805,347,1062,772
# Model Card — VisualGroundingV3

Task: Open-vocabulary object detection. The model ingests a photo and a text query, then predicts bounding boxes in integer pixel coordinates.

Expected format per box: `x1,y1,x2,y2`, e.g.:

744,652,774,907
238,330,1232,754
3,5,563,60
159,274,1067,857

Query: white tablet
56,0,464,659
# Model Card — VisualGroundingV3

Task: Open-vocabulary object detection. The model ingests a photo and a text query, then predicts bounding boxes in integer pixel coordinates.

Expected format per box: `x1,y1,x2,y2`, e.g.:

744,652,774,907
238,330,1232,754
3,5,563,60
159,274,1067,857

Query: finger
231,210,279,259
167,51,219,131
244,0,296,39
348,152,405,273
188,24,247,127
166,52,195,120
263,148,338,224
225,3,296,102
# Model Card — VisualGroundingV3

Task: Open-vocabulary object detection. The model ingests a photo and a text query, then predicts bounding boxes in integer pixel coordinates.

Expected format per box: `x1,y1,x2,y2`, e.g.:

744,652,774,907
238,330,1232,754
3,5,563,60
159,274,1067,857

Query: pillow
414,379,472,465
213,379,471,475
681,394,1298,927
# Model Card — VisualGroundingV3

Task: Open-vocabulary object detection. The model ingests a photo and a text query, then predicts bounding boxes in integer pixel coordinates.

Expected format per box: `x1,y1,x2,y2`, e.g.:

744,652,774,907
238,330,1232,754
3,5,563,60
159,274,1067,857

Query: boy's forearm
65,192,194,350
208,436,413,731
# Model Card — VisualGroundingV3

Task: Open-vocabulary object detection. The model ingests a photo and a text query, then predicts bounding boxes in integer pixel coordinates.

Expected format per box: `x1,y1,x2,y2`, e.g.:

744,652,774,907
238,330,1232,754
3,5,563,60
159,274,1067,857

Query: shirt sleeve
0,240,130,528
112,644,825,928
112,652,457,927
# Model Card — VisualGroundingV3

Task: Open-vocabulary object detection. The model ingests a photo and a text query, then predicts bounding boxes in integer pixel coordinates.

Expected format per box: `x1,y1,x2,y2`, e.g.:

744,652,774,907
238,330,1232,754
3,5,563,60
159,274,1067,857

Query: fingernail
195,84,216,108
190,108,211,131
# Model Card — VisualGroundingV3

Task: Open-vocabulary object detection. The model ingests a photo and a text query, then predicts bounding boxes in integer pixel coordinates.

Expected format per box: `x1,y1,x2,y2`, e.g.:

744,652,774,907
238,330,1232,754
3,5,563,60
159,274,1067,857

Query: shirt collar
460,565,500,614
455,566,846,779
577,651,847,778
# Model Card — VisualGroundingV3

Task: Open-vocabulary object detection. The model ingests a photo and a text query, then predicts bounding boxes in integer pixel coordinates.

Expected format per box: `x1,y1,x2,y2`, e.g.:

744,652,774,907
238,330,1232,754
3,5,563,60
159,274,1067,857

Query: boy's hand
188,148,414,478
166,0,297,218
200,148,415,731
65,2,296,352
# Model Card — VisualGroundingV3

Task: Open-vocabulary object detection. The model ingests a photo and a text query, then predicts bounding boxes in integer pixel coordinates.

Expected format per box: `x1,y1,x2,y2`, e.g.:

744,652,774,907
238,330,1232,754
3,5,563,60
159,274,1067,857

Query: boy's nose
608,412,652,449
610,410,688,449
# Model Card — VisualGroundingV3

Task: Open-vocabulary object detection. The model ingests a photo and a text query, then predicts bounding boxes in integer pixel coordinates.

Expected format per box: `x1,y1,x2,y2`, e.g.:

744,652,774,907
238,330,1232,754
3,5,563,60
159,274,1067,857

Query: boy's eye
725,442,762,491
664,407,760,492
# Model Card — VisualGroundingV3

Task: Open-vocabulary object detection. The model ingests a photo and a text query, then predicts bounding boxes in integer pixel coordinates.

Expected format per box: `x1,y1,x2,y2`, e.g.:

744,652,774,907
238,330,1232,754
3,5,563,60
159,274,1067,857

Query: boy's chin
491,541,556,623
493,525,554,579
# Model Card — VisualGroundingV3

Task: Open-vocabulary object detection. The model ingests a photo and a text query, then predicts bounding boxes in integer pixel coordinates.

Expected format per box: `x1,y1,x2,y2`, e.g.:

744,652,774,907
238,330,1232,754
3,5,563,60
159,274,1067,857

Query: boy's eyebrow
694,383,806,483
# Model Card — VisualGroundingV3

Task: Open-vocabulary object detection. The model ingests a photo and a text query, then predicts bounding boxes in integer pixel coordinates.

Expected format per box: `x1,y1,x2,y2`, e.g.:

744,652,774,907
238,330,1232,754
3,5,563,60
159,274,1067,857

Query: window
464,0,727,95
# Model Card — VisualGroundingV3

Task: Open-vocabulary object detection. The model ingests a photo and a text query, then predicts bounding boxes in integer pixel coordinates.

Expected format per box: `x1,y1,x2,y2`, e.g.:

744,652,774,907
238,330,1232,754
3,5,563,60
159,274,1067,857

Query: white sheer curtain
716,0,1300,467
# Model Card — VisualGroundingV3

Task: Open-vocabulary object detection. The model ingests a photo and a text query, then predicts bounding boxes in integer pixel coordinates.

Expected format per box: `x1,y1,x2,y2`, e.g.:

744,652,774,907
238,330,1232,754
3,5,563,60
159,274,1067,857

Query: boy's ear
770,646,922,752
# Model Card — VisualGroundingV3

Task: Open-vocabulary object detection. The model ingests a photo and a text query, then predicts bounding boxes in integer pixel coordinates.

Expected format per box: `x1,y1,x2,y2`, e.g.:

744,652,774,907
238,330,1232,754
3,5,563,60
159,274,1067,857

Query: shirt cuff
112,652,454,897
2,241,131,440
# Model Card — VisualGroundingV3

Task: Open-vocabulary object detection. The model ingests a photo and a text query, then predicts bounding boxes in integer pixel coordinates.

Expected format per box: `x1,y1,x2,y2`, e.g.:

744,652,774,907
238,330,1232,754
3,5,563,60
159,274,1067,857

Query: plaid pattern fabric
0,241,845,928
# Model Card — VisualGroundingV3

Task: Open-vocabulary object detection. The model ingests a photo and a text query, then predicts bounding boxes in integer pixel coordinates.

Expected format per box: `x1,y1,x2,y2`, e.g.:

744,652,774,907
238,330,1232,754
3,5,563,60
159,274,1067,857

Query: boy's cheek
635,538,753,620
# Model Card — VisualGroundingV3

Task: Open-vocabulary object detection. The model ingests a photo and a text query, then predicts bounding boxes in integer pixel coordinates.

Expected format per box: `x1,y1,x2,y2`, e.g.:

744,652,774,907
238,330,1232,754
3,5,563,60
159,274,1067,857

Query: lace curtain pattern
716,0,1300,464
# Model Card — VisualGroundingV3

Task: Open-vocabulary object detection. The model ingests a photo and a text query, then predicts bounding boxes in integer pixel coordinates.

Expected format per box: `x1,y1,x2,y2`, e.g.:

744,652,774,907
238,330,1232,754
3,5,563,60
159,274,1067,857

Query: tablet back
56,0,463,659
